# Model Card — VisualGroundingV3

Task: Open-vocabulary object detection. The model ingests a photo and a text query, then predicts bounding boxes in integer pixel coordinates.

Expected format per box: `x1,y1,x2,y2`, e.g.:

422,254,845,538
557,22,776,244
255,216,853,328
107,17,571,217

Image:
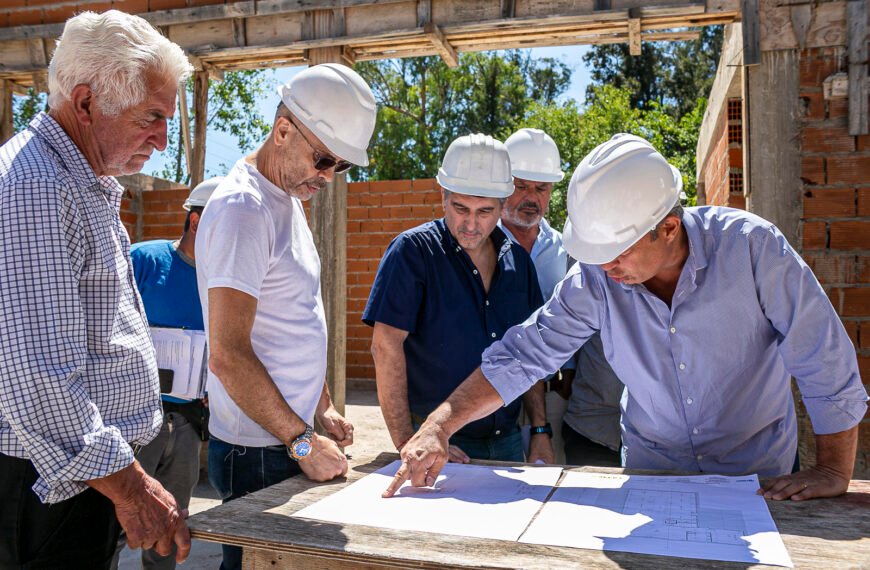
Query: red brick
358,194,381,207
78,2,114,14
858,256,870,281
803,221,827,250
801,126,856,153
844,320,859,348
382,220,409,233
381,193,404,206
8,9,43,25
801,156,825,186
727,147,743,169
799,91,825,120
347,206,368,220
841,287,870,317
803,188,856,217
148,0,182,10
827,156,870,185
348,181,369,194
800,56,839,89
857,356,870,381
189,0,225,5
859,189,870,217
830,221,870,250
858,135,870,152
828,98,849,119
804,254,856,284
370,180,412,193
858,321,870,350
111,0,149,14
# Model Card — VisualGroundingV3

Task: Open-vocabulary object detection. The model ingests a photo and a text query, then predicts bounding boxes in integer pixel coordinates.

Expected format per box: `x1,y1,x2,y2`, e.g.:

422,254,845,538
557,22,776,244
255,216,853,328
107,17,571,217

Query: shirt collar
30,112,124,202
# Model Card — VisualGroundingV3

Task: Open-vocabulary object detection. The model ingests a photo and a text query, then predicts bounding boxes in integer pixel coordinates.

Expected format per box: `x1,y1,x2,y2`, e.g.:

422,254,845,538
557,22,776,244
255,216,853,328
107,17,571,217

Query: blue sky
144,45,592,179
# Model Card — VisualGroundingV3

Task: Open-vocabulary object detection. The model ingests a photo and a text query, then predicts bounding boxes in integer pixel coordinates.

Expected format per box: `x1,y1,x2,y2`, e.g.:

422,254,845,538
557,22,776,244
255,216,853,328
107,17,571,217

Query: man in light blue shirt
386,134,867,502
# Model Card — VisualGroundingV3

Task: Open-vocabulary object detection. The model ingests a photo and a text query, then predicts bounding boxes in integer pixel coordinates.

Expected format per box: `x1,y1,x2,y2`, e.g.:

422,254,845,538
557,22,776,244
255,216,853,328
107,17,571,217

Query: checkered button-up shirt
0,113,161,503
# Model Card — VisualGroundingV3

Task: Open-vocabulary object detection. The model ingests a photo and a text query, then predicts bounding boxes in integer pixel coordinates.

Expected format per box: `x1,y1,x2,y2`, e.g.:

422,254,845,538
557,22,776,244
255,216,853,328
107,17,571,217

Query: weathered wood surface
188,453,870,570
0,0,740,90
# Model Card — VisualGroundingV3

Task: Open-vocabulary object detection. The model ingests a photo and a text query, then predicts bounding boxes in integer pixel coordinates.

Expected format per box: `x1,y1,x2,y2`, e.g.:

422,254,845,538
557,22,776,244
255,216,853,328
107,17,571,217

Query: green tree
583,26,723,118
157,69,274,183
354,51,571,181
12,89,47,133
516,85,704,230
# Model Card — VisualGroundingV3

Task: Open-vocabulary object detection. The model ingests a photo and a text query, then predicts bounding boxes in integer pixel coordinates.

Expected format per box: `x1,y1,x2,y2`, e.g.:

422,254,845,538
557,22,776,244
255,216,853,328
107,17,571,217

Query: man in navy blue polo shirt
365,134,543,462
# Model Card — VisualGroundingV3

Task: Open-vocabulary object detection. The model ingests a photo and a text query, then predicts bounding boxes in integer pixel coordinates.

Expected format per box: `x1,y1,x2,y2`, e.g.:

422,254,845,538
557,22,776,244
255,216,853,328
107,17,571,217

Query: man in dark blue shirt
365,134,543,462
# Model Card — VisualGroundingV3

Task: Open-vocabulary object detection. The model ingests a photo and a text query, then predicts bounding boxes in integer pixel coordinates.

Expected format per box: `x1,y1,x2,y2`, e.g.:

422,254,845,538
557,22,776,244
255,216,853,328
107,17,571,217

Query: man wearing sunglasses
194,64,377,570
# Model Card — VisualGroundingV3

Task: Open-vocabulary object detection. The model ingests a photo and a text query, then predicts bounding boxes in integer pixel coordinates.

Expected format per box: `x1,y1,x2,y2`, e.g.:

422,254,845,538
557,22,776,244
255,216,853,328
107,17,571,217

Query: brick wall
124,178,444,388
701,98,745,210
797,47,870,477
1,1,243,27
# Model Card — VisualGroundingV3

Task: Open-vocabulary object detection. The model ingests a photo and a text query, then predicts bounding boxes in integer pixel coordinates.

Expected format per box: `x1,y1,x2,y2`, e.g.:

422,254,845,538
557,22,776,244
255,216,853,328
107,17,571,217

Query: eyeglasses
287,116,353,174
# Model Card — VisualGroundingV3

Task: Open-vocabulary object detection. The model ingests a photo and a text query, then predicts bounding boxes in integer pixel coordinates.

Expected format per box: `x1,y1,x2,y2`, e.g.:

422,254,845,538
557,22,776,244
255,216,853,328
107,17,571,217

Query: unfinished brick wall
123,178,444,389
701,98,745,210
798,47,870,477
1,1,242,27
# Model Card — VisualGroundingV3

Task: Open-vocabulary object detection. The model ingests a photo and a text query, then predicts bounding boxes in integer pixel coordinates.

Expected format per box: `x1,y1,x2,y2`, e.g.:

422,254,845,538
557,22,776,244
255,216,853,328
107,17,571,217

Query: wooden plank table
188,452,870,569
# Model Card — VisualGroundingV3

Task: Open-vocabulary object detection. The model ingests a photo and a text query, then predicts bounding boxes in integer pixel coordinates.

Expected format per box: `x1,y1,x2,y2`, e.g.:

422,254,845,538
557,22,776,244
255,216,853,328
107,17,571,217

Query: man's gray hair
48,10,193,117
649,202,684,241
442,188,507,207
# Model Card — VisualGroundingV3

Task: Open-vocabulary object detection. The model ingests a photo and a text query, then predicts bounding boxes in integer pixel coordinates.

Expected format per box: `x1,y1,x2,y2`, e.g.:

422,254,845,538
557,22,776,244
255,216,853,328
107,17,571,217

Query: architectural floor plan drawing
519,472,793,567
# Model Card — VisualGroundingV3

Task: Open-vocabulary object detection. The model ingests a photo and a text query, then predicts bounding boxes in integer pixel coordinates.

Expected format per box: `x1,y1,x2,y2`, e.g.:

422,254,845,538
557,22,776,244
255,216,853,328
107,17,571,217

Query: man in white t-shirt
195,64,377,570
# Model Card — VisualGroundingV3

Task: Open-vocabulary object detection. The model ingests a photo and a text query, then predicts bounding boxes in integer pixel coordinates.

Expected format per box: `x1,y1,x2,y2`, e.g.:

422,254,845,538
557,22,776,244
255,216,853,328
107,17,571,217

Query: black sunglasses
287,116,353,174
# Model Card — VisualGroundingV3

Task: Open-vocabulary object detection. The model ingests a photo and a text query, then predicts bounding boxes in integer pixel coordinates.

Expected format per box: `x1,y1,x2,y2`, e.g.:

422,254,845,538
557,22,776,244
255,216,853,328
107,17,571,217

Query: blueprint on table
290,460,563,541
519,471,792,567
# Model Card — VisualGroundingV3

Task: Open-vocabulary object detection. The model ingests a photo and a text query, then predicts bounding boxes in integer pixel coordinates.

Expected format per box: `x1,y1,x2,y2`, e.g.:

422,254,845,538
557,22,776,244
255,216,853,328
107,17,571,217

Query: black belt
544,372,566,393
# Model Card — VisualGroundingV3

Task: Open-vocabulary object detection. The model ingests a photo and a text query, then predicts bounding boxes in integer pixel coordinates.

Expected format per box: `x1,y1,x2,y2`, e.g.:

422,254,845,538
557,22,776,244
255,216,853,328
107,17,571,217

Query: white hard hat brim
436,171,515,199
562,217,648,266
511,169,565,183
277,84,370,167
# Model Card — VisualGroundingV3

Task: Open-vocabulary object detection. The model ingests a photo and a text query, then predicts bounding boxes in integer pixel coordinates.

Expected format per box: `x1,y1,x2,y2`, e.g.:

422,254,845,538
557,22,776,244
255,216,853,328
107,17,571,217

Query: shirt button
679,363,686,370
686,397,693,405
485,300,490,306
495,430,501,436
491,332,496,338
692,428,699,435
473,269,478,275
696,455,703,461
456,246,461,252
670,327,677,334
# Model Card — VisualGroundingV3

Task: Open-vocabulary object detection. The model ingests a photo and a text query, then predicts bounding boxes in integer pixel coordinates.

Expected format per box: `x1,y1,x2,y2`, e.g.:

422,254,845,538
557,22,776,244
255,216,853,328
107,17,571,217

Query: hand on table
758,465,850,501
527,433,555,464
298,433,349,482
383,420,450,497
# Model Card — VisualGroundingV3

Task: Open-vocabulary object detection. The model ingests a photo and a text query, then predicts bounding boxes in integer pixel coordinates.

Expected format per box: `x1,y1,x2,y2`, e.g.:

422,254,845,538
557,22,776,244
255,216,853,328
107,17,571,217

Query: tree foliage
583,26,723,118
354,51,571,181
157,69,274,183
12,89,47,133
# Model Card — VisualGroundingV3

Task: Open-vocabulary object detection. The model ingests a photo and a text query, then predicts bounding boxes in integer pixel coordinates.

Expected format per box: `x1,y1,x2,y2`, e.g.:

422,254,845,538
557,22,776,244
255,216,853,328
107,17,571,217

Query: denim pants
208,437,302,570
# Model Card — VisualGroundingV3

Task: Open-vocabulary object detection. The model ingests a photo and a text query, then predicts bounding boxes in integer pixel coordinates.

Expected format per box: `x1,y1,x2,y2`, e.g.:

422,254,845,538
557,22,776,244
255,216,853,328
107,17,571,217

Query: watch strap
530,423,553,437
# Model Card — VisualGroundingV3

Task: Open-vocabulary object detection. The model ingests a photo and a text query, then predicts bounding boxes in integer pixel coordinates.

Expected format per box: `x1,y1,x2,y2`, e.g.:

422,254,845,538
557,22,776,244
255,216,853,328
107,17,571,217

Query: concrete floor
118,389,389,569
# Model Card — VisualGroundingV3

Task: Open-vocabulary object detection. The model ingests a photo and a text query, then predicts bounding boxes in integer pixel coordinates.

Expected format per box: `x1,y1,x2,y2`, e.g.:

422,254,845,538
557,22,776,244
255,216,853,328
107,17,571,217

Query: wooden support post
178,83,193,180
424,22,459,68
190,70,209,189
416,0,431,27
0,80,13,144
847,0,868,135
628,18,642,56
741,0,760,66
306,8,347,416
501,0,516,19
133,189,145,243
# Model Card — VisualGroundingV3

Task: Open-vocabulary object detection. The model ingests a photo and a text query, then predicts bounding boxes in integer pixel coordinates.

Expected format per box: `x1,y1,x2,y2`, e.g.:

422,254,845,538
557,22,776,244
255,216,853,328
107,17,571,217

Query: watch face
294,441,312,457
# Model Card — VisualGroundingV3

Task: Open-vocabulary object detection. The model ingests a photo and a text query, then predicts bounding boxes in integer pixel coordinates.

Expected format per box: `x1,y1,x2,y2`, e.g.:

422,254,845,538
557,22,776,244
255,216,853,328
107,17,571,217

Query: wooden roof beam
424,22,458,67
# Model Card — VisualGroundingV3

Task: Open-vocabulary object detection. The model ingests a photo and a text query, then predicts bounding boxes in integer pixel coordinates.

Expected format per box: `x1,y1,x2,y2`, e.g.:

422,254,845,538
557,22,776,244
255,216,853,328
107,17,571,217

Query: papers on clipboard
150,327,207,400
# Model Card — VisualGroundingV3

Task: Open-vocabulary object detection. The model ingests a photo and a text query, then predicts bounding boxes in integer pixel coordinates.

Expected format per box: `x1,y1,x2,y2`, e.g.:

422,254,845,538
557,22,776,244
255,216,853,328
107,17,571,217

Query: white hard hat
562,134,682,265
504,128,564,183
183,176,223,211
435,133,514,199
277,63,376,167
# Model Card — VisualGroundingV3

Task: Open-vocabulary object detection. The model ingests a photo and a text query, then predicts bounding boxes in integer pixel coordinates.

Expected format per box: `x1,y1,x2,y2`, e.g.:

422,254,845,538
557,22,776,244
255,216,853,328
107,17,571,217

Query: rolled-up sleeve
482,263,604,405
750,224,868,434
0,180,134,503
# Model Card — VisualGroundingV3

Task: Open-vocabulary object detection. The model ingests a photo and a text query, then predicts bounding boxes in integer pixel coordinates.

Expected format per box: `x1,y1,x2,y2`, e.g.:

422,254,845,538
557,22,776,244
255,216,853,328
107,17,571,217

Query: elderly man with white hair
0,11,193,569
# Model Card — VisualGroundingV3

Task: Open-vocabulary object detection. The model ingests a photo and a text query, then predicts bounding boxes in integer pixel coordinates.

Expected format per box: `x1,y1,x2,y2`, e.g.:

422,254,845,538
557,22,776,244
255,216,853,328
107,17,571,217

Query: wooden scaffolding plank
847,0,868,135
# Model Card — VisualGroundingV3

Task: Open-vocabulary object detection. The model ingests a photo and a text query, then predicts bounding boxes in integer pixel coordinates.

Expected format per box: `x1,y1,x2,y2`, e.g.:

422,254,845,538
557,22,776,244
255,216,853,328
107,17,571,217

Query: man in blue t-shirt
115,177,220,570
364,134,543,463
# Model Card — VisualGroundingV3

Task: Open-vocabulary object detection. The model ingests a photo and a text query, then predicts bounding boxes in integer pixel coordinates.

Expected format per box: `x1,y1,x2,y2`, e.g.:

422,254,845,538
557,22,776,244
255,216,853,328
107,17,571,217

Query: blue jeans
412,419,524,462
208,437,302,570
